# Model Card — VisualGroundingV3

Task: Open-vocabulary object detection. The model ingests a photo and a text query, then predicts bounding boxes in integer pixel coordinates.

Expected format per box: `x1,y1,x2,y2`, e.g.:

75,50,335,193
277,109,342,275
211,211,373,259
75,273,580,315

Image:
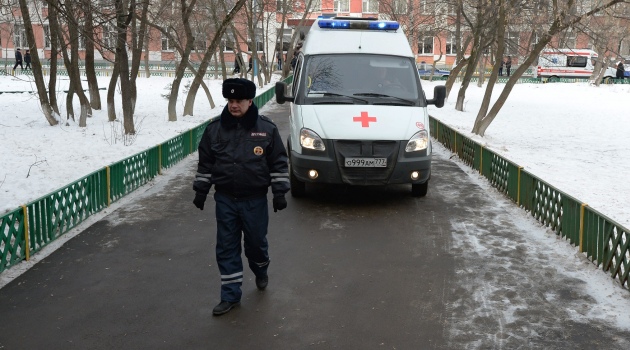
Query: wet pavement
1,101,629,349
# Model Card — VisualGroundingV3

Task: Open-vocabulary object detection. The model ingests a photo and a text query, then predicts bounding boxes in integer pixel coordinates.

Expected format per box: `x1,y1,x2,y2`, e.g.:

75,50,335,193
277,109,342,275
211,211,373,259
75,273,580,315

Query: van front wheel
412,182,428,197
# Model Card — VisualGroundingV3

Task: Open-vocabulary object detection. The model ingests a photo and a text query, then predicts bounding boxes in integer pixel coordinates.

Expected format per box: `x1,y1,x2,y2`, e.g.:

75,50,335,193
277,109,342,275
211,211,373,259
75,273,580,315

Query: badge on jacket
254,146,264,156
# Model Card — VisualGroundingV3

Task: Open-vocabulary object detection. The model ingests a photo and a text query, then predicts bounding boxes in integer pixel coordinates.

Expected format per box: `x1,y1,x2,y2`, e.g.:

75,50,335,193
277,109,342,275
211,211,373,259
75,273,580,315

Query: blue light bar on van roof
318,19,400,31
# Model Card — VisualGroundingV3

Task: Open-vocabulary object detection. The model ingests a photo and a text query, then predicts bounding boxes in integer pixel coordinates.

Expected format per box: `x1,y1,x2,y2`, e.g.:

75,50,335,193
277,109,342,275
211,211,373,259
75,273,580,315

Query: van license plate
344,158,387,167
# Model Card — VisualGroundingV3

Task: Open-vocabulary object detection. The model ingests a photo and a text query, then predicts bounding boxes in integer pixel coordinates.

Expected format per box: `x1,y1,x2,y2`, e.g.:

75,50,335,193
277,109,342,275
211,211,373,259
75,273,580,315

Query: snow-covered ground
0,73,278,215
423,79,630,229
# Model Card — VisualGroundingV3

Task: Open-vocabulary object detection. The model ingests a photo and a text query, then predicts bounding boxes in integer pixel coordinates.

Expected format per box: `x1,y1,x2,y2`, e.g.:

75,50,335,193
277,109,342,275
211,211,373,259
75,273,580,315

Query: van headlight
300,128,326,151
405,130,429,152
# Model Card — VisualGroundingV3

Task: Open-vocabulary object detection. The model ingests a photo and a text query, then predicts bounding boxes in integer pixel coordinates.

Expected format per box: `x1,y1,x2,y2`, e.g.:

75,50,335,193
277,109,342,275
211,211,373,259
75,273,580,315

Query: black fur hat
222,78,256,99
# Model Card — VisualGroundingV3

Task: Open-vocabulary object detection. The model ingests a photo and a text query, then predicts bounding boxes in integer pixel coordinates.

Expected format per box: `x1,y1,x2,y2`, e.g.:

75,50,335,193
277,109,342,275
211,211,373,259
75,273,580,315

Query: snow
1,72,629,336
0,73,277,214
422,79,630,229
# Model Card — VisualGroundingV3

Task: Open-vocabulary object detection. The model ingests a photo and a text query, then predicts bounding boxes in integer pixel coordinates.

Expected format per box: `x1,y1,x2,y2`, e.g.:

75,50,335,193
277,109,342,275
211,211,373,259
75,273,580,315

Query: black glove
273,196,287,212
193,193,207,210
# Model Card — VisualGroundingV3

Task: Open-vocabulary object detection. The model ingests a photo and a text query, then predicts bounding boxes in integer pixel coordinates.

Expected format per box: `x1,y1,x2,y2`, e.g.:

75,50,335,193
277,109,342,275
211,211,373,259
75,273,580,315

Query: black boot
255,274,268,290
212,301,240,316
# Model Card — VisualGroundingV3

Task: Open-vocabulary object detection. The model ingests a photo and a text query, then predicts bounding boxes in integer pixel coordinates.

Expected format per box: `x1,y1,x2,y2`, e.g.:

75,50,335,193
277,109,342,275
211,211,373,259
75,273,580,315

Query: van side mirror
275,82,294,104
427,85,446,108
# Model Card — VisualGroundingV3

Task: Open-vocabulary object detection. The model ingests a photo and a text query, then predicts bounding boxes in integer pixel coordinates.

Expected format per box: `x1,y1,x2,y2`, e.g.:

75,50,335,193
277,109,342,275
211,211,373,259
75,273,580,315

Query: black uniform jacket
193,103,289,200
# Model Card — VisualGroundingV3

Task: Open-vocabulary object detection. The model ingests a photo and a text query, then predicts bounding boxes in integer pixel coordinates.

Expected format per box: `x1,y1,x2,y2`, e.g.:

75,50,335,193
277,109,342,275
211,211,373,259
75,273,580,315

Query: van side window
567,56,587,68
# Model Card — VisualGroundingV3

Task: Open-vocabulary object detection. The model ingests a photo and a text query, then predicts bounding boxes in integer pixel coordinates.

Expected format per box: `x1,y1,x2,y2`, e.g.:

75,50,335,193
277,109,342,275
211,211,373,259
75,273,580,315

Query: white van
537,48,617,81
275,16,446,197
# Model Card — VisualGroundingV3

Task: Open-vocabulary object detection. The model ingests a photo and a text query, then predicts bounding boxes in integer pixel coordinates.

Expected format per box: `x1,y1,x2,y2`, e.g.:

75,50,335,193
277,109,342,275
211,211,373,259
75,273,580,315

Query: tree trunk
115,0,135,134
444,57,468,98
47,0,60,115
455,48,480,111
455,4,488,113
167,0,198,121
83,0,101,110
18,0,57,125
129,0,149,114
64,0,92,127
144,29,150,78
472,2,506,135
183,0,246,116
107,64,120,122
66,85,75,121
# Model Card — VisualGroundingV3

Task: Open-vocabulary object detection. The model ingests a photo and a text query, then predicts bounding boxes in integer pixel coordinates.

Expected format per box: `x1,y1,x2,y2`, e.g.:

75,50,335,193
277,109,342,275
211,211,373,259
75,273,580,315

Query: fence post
158,144,162,175
579,203,588,253
106,166,111,207
517,166,523,205
479,145,484,174
21,205,30,261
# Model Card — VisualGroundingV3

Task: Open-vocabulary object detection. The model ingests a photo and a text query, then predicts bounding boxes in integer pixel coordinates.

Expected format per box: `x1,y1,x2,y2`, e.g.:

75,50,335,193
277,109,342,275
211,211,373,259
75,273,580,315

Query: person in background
276,51,282,70
498,57,504,76
506,56,512,77
13,48,23,72
192,78,290,316
24,50,32,70
260,53,267,72
616,59,625,80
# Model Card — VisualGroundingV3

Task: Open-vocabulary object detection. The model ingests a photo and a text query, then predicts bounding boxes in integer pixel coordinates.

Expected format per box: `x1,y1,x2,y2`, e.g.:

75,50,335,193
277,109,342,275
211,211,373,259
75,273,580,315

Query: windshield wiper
310,91,368,104
353,92,415,105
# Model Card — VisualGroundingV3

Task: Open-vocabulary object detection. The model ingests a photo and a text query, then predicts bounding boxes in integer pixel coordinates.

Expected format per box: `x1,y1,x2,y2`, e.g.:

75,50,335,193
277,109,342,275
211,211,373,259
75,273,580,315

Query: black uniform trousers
214,191,270,302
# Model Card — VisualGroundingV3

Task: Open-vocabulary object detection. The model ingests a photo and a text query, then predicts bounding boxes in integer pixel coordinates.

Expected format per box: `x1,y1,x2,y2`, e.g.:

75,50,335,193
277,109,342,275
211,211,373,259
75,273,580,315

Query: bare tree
17,0,57,126
471,0,630,136
82,0,101,110
182,0,248,116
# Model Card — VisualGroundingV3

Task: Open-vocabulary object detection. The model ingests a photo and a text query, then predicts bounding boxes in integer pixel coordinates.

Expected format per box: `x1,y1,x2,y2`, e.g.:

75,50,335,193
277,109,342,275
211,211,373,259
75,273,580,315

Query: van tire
290,167,306,197
412,182,428,197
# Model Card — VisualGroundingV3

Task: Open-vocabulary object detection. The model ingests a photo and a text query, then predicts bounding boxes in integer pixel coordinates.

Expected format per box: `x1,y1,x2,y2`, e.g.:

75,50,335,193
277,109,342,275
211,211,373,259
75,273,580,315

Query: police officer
193,78,289,316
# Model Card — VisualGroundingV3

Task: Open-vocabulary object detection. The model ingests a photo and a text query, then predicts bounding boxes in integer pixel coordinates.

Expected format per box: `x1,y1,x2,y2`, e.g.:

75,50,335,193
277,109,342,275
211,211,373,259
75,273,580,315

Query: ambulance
275,16,446,197
537,48,617,81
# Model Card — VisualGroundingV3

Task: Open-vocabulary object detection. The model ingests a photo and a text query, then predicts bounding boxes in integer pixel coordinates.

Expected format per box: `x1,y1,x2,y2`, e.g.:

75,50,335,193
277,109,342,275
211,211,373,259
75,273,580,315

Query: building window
276,28,292,51
13,24,28,48
418,36,433,55
44,24,51,49
334,0,350,12
309,0,321,11
393,0,408,14
446,33,457,54
276,0,291,12
162,32,175,51
362,0,378,13
103,24,117,49
76,25,86,50
193,31,206,50
420,0,434,14
248,29,264,52
505,31,519,56
529,32,539,51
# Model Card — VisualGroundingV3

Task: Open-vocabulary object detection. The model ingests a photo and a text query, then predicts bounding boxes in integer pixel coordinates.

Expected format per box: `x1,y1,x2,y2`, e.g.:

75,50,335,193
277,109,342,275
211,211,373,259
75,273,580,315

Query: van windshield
299,54,422,106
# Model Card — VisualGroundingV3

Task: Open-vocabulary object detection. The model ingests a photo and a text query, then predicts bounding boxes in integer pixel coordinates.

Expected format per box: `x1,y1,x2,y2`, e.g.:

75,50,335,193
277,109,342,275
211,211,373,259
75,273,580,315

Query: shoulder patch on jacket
259,115,276,126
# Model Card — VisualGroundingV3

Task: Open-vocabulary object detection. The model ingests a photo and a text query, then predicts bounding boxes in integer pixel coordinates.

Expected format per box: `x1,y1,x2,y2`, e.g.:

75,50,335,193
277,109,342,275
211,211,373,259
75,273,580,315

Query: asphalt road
1,101,629,349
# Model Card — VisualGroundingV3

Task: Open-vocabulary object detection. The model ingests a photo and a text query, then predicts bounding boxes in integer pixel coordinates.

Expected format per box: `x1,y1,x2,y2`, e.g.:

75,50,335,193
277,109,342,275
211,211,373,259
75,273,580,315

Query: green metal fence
0,76,291,273
430,117,629,289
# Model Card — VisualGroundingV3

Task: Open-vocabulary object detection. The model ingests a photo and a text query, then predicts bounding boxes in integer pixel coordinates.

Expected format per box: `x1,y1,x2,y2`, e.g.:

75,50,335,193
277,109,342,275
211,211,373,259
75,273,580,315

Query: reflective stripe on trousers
214,192,270,302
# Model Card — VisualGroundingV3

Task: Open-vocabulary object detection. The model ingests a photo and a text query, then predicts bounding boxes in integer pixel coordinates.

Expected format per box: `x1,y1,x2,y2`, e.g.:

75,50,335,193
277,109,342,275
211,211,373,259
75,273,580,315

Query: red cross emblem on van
353,111,376,127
